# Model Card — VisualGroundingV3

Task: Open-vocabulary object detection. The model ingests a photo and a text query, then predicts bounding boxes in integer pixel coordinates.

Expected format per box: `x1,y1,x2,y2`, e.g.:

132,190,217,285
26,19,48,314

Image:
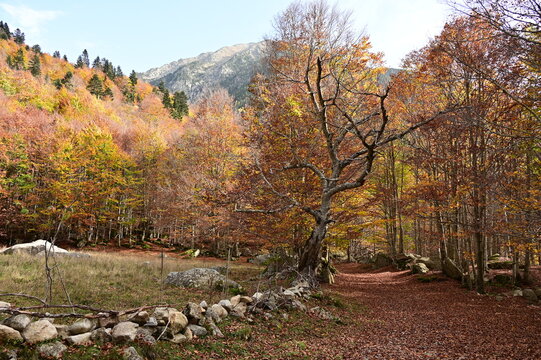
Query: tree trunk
298,216,328,273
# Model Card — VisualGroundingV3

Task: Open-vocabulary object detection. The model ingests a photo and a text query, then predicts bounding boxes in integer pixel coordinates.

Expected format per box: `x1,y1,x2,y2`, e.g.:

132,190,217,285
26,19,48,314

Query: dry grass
0,250,263,314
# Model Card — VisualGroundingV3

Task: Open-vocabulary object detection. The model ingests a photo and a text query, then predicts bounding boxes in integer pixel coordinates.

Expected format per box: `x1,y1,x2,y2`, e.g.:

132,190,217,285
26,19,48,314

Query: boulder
210,304,228,320
199,301,208,309
53,324,70,339
168,310,189,333
0,324,23,341
68,318,95,335
513,289,523,297
182,303,204,324
111,321,139,344
416,257,440,270
128,311,150,325
0,240,68,256
230,302,247,318
91,327,112,343
123,346,143,360
22,320,57,344
534,287,541,298
98,315,119,328
0,301,11,309
442,257,463,281
187,324,207,337
522,289,538,303
411,263,429,275
152,307,180,326
37,341,67,359
218,299,233,312
373,253,393,268
66,332,92,345
184,327,193,340
3,314,31,332
487,260,513,270
164,268,240,290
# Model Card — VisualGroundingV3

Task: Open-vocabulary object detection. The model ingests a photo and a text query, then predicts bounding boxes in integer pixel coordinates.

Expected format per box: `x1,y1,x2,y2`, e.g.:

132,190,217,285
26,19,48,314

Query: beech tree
241,0,453,273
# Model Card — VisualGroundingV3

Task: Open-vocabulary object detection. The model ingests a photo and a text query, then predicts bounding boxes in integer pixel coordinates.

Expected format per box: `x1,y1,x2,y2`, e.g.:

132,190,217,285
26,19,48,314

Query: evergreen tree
162,88,172,109
13,28,25,44
0,21,10,40
31,44,41,54
115,66,123,77
29,54,41,76
54,71,73,90
157,81,165,93
53,51,61,58
82,49,90,67
129,70,138,86
172,91,189,119
75,55,85,68
102,86,113,99
92,56,102,69
102,59,115,79
87,74,104,98
63,55,68,61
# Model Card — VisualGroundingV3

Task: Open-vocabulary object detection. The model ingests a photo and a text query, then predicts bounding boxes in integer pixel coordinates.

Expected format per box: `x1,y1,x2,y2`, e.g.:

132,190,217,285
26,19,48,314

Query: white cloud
0,3,62,35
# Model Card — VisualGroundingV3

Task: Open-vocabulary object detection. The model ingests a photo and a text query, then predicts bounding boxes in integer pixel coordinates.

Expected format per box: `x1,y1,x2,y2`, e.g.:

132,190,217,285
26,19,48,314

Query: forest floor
1,252,540,359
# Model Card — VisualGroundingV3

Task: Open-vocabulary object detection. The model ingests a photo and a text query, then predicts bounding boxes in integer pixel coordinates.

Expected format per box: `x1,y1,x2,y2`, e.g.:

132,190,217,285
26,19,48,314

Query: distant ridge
140,42,266,104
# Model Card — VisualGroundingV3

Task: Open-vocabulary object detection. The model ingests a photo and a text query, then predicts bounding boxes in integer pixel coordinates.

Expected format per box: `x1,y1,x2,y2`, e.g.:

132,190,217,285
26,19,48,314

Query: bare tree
242,0,454,273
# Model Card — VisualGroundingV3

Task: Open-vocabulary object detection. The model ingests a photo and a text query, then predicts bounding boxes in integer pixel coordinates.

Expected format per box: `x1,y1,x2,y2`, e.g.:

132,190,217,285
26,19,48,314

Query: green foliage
53,71,73,90
129,70,138,86
87,74,104,98
171,91,189,119
12,28,24,44
7,49,26,70
29,54,41,77
0,21,11,39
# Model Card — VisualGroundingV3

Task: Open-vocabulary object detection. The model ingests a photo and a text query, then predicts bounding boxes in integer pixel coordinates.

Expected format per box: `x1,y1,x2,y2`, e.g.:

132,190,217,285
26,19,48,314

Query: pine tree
29,54,41,76
82,49,90,67
129,70,138,86
157,81,165,93
87,74,104,98
92,56,102,69
172,91,189,119
162,88,172,109
102,86,113,99
116,66,123,77
0,21,10,40
53,51,61,58
102,59,115,79
75,56,85,68
13,28,25,44
31,44,41,54
10,49,26,70
63,55,68,61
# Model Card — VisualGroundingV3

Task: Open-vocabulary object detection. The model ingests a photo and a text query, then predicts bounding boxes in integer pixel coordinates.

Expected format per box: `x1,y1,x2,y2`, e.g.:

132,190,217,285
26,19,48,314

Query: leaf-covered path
324,263,541,360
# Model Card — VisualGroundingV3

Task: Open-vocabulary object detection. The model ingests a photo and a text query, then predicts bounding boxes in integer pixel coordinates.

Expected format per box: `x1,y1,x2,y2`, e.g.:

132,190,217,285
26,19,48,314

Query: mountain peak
140,42,266,104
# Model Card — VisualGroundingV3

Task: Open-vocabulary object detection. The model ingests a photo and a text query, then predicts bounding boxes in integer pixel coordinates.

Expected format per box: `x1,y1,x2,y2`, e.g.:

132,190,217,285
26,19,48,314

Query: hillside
140,42,266,104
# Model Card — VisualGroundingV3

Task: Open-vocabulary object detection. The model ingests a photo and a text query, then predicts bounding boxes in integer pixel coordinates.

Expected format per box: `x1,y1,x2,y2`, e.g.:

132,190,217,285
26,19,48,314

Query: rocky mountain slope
140,42,266,104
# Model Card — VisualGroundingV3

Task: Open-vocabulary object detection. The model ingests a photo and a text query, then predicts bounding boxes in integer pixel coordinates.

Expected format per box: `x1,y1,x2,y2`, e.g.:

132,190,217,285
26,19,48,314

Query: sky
0,0,452,72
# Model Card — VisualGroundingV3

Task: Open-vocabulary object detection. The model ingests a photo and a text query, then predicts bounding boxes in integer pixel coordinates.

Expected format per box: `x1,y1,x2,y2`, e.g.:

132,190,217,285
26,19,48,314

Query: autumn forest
0,0,540,293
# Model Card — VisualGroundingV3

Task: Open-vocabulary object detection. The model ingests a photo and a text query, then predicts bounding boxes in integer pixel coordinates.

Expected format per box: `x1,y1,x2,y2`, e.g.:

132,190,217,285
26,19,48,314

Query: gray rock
169,333,187,343
207,319,224,338
199,300,208,309
169,310,189,333
111,321,139,344
230,302,247,318
129,311,150,325
135,330,156,345
54,324,70,339
66,332,92,345
4,350,17,360
91,327,112,343
373,253,393,268
412,263,430,274
534,287,541,298
37,341,67,359
68,318,95,335
513,289,523,297
123,346,143,360
0,240,69,256
98,315,119,328
144,317,158,327
183,302,204,324
250,254,272,266
522,289,538,302
0,324,23,341
164,268,240,290
218,299,233,312
310,307,335,321
3,314,31,332
0,301,11,309
210,304,228,320
187,324,207,337
442,257,463,281
22,320,57,344
184,327,193,340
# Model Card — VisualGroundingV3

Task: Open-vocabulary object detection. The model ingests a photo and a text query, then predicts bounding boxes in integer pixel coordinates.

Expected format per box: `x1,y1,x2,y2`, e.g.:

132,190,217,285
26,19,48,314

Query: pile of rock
501,287,541,304
0,279,323,359
164,268,240,290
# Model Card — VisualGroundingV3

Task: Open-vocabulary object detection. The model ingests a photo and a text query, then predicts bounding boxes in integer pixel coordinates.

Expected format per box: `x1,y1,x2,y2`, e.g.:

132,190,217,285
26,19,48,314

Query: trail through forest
323,264,541,360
